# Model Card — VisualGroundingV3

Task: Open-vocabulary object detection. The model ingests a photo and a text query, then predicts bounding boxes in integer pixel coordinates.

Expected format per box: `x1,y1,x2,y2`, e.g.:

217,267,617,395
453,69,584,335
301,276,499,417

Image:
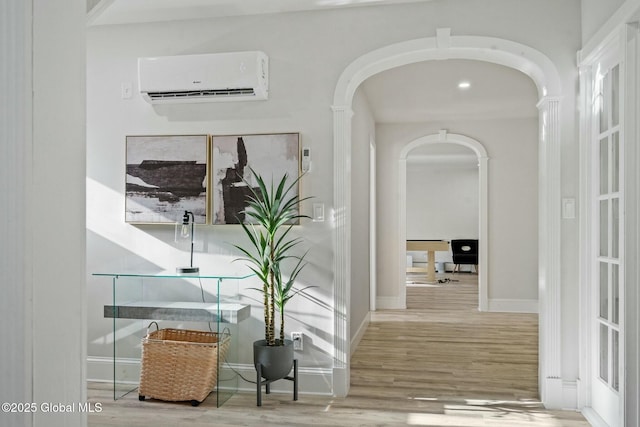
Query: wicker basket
138,323,231,405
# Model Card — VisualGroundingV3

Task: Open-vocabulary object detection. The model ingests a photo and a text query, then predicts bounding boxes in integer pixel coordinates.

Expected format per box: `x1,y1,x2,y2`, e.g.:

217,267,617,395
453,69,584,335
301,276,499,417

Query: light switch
312,203,325,222
562,198,576,219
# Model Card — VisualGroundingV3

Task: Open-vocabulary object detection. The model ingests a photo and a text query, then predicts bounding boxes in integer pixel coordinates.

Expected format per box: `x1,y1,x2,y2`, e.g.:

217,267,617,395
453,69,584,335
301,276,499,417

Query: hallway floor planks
88,273,589,426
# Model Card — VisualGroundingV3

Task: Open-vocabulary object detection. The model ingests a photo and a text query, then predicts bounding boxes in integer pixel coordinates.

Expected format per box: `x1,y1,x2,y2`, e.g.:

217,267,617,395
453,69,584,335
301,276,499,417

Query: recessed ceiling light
458,81,471,89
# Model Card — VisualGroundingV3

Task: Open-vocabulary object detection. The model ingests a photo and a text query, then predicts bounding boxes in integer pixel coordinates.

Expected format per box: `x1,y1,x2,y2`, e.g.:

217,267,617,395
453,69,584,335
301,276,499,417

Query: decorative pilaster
537,96,564,406
332,105,353,397
576,63,594,411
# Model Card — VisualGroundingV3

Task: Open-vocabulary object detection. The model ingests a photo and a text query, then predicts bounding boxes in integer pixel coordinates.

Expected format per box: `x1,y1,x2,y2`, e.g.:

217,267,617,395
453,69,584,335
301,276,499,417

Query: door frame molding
578,19,640,426
369,136,377,312
398,131,488,311
331,29,564,408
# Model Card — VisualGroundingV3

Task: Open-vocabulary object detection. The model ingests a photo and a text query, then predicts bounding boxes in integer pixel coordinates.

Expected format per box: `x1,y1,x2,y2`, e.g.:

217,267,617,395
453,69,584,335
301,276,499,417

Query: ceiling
88,0,539,156
363,59,538,124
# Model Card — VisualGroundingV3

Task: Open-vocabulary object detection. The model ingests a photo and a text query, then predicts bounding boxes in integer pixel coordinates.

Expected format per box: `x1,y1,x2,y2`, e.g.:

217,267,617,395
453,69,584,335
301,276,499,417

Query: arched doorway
331,29,564,409
399,132,488,311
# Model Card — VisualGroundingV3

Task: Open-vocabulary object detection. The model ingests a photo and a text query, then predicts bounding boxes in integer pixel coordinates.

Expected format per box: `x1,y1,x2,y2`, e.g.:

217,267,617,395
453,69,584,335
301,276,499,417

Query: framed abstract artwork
125,135,209,224
211,133,300,224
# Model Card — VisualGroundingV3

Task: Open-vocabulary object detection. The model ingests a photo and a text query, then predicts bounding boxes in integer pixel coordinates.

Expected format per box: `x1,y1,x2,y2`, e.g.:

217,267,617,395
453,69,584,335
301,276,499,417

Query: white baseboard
487,298,538,313
562,380,578,410
581,407,610,427
332,365,348,397
376,296,404,309
350,312,370,357
87,356,140,385
542,377,564,409
87,357,332,395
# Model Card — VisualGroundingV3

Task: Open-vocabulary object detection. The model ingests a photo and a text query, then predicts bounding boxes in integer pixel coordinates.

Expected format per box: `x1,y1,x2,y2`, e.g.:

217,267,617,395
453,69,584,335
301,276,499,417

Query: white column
537,96,564,408
332,105,353,397
31,1,87,426
577,62,595,411
0,1,31,426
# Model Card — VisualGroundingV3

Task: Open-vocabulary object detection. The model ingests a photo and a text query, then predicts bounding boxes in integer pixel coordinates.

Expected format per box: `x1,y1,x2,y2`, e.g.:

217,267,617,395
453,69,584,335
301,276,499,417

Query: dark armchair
451,239,478,273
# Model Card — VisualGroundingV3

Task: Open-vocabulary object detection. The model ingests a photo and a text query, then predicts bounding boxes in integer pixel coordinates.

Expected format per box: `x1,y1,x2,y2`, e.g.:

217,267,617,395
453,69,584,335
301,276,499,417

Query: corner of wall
350,312,370,357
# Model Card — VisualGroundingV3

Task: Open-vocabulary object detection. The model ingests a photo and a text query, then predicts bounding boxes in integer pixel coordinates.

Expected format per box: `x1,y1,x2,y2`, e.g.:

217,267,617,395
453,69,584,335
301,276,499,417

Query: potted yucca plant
234,168,311,382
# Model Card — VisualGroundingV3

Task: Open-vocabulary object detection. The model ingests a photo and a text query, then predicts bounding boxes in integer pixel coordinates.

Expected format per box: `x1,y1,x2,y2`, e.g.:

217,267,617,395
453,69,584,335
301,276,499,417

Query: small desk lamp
176,210,199,274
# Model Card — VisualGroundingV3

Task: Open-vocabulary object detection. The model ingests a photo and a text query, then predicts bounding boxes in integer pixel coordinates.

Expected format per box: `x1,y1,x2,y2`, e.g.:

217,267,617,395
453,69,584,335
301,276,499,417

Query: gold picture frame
210,133,300,225
125,134,210,224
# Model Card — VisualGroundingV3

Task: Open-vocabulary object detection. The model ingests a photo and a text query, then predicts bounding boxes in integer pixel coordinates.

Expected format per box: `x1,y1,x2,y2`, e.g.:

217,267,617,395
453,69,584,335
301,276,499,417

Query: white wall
87,0,582,394
86,11,341,393
350,87,375,342
1,1,86,427
377,118,539,302
406,159,479,266
581,0,626,43
1,1,30,424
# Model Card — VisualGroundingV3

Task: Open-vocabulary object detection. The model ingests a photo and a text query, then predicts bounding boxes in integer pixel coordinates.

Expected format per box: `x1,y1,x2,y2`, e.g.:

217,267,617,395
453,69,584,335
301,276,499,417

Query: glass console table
93,272,253,407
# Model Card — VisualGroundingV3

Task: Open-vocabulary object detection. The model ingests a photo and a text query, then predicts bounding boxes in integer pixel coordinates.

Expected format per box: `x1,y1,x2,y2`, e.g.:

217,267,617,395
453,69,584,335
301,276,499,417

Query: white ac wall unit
138,51,268,103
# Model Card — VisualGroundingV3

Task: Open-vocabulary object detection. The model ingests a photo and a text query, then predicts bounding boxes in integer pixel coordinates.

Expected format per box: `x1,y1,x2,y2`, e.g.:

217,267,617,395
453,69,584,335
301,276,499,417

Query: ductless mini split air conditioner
138,51,269,103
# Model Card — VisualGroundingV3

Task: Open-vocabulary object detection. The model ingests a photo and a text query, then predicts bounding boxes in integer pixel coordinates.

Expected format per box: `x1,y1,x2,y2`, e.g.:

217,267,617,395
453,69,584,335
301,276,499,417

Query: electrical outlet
291,332,303,351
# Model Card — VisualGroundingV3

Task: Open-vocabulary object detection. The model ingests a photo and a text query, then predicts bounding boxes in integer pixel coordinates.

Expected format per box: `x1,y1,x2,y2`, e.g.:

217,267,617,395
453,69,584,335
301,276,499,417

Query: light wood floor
87,273,590,426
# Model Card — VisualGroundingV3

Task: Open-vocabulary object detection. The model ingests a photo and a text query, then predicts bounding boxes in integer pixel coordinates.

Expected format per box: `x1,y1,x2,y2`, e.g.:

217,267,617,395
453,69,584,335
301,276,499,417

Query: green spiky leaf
232,168,314,346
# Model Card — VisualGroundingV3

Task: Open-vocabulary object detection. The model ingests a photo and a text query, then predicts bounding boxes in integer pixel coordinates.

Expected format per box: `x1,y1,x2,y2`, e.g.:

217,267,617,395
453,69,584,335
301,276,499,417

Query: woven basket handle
146,321,159,337
222,326,232,340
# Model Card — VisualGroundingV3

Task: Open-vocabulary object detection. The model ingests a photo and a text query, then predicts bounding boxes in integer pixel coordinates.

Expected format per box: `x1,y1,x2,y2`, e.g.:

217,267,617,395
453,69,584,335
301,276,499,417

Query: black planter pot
253,339,294,381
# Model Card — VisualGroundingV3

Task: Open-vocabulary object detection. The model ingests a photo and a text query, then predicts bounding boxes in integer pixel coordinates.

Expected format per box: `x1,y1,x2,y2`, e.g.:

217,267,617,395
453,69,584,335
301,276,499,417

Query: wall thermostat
301,147,311,172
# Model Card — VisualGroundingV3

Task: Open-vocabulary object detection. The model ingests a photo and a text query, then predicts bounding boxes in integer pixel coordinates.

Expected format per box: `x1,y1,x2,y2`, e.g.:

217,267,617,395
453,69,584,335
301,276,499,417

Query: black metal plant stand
256,359,298,406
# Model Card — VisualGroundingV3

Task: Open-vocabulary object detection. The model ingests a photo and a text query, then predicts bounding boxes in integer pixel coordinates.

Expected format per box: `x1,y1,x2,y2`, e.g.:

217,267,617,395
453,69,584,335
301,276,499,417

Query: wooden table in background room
406,240,450,283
